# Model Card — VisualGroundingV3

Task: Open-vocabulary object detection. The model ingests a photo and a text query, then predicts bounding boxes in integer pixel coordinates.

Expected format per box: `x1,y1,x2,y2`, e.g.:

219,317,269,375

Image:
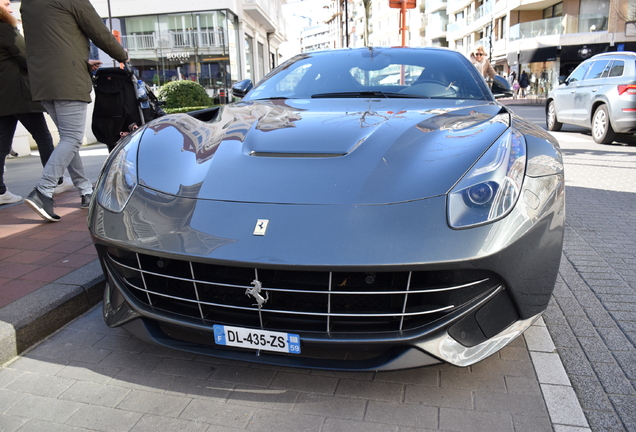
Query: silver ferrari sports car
89,47,564,371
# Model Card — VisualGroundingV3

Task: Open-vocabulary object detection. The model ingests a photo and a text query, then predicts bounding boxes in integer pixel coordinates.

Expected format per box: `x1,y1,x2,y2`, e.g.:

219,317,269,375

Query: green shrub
158,80,211,109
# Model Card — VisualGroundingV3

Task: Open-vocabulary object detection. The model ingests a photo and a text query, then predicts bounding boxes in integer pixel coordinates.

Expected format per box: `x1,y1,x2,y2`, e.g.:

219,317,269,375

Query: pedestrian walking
469,45,496,81
508,70,516,86
519,70,530,98
0,0,69,205
20,0,128,221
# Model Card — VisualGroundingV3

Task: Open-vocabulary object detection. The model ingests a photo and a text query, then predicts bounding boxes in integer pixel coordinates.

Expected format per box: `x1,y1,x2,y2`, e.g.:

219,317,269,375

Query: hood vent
249,151,346,158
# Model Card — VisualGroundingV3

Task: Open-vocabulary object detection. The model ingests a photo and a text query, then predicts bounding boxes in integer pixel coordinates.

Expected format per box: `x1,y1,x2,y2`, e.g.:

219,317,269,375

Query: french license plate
213,325,301,354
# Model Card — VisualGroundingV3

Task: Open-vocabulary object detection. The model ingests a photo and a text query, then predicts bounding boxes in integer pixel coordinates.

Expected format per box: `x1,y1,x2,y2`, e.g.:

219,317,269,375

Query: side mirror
558,75,567,85
491,75,513,99
231,79,253,99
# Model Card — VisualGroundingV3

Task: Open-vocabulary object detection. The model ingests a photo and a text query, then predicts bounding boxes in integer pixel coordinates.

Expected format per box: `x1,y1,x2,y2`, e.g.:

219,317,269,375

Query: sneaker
54,177,74,194
81,193,92,209
0,190,22,205
24,189,60,222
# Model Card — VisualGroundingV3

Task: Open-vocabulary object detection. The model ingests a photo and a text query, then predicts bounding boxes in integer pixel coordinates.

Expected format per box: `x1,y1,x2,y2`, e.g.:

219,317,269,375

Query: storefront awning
492,56,508,65
519,46,558,64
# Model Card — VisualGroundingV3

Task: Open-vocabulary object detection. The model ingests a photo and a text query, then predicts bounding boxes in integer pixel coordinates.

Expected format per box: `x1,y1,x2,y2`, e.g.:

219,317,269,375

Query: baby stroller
91,66,165,152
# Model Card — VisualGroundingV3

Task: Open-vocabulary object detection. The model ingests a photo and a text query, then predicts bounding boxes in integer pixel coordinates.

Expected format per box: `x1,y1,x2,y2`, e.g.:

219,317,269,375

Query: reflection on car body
90,47,564,371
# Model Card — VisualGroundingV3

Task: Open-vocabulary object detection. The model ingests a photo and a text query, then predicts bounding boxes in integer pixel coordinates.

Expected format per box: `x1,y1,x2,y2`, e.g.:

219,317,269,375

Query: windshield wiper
311,91,427,99
311,91,388,98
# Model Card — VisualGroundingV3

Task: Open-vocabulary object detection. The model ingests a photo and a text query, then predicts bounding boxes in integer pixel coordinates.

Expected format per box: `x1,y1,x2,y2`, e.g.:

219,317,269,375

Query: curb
0,259,105,366
527,317,591,431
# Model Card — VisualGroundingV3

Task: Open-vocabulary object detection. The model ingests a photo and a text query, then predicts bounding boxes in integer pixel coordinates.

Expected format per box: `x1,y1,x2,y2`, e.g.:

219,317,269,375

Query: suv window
608,61,625,77
568,62,592,83
587,60,610,80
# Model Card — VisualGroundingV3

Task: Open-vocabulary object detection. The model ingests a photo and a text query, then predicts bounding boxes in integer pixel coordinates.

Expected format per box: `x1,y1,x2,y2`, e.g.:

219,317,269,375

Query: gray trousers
37,100,92,198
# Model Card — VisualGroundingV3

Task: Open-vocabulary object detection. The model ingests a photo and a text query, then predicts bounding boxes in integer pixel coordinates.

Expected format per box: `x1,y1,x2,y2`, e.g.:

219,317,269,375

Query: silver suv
546,51,636,143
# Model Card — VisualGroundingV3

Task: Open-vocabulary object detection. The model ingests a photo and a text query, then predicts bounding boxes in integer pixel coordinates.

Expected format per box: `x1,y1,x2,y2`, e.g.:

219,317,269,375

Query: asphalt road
2,105,635,431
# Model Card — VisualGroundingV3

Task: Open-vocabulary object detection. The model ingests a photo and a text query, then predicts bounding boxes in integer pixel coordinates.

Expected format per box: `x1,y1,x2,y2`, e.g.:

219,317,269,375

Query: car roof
586,51,636,60
304,46,459,56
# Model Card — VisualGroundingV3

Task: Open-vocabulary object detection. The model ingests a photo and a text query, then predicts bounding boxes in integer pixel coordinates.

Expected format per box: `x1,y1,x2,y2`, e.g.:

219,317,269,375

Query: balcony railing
509,14,608,41
121,33,156,51
121,29,226,51
471,0,493,22
509,17,563,41
425,0,447,12
447,19,465,34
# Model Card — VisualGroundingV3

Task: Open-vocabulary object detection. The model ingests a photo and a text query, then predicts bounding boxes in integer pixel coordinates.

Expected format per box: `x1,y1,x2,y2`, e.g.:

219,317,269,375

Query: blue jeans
37,101,92,198
0,113,54,194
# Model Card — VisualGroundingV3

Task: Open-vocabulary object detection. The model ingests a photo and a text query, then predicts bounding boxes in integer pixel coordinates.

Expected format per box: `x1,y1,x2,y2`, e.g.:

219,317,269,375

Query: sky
279,0,330,61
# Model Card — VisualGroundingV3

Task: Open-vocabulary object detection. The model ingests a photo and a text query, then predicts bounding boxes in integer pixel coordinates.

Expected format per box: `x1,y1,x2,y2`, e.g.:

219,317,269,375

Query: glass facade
113,10,239,96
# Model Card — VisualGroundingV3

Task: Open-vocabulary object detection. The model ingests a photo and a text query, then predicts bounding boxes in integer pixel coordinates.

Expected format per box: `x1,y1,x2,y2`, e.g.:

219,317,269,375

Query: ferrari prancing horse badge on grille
253,219,269,236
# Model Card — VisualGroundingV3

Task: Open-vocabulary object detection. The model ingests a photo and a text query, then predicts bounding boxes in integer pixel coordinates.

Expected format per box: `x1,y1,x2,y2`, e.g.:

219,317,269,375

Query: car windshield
244,48,492,101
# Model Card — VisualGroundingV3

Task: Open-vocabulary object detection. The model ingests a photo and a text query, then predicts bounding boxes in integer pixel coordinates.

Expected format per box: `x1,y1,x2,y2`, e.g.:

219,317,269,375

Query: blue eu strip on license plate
213,325,301,354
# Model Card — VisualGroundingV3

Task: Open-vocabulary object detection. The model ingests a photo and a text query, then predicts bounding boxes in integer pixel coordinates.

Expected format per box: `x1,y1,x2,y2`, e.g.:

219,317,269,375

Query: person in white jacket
469,45,496,81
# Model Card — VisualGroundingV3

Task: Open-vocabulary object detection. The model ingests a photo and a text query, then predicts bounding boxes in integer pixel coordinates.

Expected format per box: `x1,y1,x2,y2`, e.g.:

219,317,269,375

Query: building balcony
447,2,493,40
424,25,447,39
121,29,227,52
424,0,447,13
446,19,465,36
447,0,471,14
509,14,608,42
242,0,278,32
509,17,563,41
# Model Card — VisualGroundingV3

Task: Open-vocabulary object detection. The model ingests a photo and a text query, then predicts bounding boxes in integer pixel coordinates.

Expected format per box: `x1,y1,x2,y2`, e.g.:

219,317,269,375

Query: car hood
136,99,509,205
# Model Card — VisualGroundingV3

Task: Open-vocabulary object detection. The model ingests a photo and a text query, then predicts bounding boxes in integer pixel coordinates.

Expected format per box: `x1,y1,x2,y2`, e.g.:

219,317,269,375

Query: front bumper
90,173,563,370
103,277,541,370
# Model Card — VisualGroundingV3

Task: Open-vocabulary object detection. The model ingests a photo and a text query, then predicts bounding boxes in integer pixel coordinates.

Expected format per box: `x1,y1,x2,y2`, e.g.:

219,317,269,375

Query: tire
546,101,562,131
591,105,616,144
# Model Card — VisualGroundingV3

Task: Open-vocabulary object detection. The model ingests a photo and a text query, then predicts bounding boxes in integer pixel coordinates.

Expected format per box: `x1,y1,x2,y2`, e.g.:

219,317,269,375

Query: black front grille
104,247,501,333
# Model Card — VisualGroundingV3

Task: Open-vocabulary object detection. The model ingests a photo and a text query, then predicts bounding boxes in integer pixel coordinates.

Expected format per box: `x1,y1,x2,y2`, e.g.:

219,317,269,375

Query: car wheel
591,105,616,144
546,101,562,131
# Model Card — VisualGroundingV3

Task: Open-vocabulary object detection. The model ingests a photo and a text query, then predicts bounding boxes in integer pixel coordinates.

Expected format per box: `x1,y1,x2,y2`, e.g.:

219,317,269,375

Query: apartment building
429,0,635,96
322,0,635,97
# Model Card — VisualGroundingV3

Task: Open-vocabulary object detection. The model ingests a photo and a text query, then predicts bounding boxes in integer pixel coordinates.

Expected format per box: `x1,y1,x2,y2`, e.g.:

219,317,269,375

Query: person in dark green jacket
21,0,128,221
0,0,55,205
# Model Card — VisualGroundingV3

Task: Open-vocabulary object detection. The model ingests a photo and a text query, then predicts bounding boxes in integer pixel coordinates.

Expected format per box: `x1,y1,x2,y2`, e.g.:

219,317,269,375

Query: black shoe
25,189,60,222
81,193,92,209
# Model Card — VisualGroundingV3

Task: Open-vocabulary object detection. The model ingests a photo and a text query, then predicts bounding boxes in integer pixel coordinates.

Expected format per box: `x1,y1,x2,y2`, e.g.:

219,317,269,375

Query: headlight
448,128,526,229
96,131,142,213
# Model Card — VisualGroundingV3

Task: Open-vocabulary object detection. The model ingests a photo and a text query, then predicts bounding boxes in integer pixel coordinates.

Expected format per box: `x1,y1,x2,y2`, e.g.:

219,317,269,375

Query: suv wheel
547,101,562,131
592,105,616,144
